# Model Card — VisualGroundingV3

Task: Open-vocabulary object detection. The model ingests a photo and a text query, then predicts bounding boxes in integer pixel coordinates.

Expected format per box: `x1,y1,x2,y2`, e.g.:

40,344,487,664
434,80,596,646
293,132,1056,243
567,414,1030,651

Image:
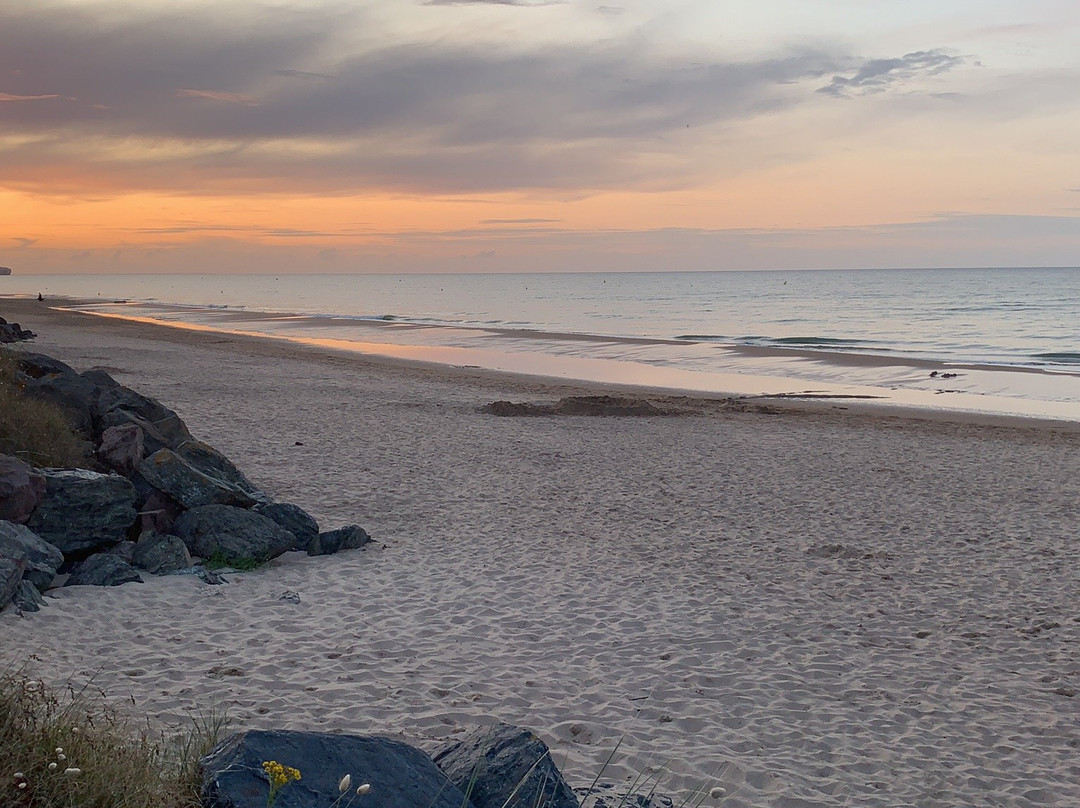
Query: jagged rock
98,423,144,473
255,502,320,550
138,448,257,509
0,521,63,591
106,540,137,563
434,723,579,808
174,504,296,564
176,440,262,499
0,454,46,523
65,553,142,587
12,579,45,612
26,469,138,556
133,531,192,574
137,490,183,535
307,525,372,556
94,375,193,450
0,319,36,343
14,353,99,435
0,555,25,607
201,730,472,808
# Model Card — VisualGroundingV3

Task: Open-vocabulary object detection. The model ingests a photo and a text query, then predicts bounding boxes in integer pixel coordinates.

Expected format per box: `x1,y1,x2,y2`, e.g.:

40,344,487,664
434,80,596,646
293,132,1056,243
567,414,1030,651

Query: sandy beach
2,299,1079,808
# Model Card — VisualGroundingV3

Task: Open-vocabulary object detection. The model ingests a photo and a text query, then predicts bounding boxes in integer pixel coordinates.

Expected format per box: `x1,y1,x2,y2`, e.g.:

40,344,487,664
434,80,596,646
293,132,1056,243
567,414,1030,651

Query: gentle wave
1032,352,1080,364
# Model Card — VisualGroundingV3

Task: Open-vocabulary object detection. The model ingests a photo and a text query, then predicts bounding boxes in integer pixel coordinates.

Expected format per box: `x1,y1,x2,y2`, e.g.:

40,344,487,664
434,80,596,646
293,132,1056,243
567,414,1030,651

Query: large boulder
201,730,473,808
65,553,142,587
307,525,371,556
0,521,63,591
433,723,579,808
97,423,144,474
175,440,261,499
173,505,296,564
0,454,46,523
12,579,45,612
0,317,35,343
14,353,100,436
93,373,193,450
138,448,257,510
132,531,192,574
0,555,25,608
254,503,320,550
26,469,138,556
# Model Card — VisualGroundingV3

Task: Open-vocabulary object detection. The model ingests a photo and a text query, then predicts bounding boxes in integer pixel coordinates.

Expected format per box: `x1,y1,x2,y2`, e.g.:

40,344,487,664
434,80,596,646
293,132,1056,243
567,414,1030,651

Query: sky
1,0,1079,274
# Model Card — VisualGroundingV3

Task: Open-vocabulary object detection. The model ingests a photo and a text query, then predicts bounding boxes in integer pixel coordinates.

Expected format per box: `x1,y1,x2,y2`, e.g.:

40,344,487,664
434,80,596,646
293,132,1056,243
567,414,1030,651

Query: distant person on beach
37,292,43,301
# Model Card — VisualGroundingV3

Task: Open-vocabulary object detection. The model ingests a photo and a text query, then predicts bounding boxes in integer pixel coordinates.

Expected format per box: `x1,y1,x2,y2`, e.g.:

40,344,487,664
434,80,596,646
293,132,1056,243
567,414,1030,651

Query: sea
3,267,1079,422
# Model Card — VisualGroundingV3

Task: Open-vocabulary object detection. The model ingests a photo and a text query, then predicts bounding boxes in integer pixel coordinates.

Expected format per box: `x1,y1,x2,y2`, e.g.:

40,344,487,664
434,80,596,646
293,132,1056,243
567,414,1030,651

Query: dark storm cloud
0,3,964,195
817,49,964,97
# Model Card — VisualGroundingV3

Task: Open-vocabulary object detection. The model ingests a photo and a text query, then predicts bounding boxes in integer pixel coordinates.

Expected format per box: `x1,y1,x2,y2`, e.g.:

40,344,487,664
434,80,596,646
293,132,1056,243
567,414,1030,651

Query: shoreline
2,296,1079,806
4,296,1080,432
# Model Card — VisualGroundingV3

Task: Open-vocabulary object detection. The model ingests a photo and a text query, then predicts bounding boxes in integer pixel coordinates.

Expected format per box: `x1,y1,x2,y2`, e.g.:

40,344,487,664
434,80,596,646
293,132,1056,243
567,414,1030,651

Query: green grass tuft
203,550,267,571
1,664,227,807
0,348,90,468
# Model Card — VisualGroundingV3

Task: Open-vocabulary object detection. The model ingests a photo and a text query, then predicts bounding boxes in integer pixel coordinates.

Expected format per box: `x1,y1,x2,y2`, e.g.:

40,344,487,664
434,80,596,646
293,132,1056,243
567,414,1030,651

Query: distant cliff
0,267,11,276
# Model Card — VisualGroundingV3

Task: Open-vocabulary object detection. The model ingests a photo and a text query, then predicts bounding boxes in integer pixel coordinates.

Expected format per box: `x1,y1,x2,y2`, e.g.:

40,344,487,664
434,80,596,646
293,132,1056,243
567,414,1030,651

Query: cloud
0,93,59,102
176,89,258,105
0,3,995,198
12,237,38,247
818,50,964,98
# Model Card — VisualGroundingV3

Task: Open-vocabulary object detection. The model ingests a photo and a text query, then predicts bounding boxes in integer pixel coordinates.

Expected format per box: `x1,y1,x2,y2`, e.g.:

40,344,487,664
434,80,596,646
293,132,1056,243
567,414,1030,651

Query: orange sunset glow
2,0,1079,273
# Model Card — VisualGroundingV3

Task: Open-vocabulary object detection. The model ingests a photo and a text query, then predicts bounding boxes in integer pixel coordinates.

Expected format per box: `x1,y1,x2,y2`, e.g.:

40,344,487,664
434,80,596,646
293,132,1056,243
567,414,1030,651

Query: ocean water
4,267,1080,420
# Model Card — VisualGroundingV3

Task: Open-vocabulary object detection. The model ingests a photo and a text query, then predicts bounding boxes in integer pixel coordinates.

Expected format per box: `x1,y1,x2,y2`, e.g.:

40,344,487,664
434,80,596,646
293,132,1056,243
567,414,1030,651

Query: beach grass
1,665,226,808
0,348,89,468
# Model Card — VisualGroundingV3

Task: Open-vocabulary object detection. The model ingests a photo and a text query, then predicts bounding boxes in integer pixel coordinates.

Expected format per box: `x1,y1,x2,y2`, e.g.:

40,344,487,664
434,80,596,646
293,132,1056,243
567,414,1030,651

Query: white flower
55,748,63,755
339,774,351,793
357,783,371,795
64,768,82,777
57,754,66,761
14,773,25,779
709,786,726,799
18,782,27,790
49,762,58,771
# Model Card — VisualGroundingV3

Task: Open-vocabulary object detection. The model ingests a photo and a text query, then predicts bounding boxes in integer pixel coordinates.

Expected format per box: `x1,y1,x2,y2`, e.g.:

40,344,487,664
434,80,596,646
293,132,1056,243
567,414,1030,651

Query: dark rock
65,553,142,587
201,729,472,808
14,353,99,435
138,448,257,509
94,378,193,450
307,525,371,556
0,555,25,607
12,579,46,612
174,504,296,564
105,540,137,564
98,423,144,473
0,454,46,523
133,531,192,574
254,503,320,550
175,440,262,499
0,320,36,343
0,521,63,591
26,469,138,556
136,489,183,535
434,723,579,808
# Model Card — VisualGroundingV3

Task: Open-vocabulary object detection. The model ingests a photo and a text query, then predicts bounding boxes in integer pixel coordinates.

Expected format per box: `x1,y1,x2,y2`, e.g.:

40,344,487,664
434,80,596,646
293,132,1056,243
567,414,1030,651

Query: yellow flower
263,760,301,808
